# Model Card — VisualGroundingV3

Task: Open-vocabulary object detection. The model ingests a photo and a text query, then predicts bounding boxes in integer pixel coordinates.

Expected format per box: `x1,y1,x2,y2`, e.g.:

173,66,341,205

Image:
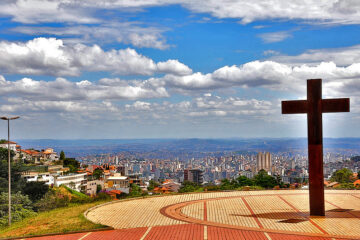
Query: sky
0,0,360,139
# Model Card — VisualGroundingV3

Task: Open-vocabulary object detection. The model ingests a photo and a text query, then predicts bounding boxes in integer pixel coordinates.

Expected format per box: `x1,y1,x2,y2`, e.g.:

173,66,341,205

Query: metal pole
7,119,11,226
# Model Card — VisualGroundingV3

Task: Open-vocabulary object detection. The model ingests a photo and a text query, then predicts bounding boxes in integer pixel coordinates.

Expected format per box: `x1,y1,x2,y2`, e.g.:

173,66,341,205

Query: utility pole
1,116,20,226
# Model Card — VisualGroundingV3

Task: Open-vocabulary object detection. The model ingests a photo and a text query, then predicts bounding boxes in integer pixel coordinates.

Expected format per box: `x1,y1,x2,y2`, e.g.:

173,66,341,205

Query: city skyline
0,1,360,139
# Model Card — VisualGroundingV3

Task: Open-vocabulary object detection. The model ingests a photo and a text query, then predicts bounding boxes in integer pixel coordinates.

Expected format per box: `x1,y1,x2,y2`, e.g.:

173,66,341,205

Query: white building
42,148,59,161
0,141,17,151
106,173,129,193
21,172,55,185
54,173,87,192
86,180,104,196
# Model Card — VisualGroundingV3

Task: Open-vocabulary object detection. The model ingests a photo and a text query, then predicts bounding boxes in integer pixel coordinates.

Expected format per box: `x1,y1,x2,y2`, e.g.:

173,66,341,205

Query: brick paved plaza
25,190,360,239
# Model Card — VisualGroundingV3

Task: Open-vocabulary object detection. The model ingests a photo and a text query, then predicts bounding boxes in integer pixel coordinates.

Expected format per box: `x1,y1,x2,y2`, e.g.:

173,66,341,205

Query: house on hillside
42,148,59,161
54,173,87,192
21,171,55,185
0,140,17,151
21,149,42,164
105,173,129,194
161,179,181,192
86,180,104,196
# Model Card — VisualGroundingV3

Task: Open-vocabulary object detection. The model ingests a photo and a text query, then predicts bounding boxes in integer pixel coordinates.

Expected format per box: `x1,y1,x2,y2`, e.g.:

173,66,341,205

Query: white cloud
1,39,359,100
270,44,360,66
154,61,360,98
183,0,360,25
263,50,280,56
0,0,99,24
0,75,169,101
157,60,193,76
2,1,360,25
0,38,191,76
258,31,292,43
12,23,170,50
123,95,275,121
0,99,114,113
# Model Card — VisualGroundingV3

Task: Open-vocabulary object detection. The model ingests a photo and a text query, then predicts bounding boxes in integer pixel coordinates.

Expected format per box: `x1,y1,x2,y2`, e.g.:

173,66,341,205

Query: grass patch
0,200,110,238
62,185,89,198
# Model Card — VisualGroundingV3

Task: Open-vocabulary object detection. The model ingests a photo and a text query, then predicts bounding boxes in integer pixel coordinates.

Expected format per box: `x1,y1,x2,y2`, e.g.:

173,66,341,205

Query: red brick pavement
24,225,360,240
207,226,267,240
85,228,148,240
144,224,203,240
28,232,88,240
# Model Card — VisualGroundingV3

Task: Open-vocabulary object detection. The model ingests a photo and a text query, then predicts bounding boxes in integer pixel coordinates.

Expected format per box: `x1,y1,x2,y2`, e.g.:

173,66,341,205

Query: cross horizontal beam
322,98,350,113
282,100,307,114
282,98,350,114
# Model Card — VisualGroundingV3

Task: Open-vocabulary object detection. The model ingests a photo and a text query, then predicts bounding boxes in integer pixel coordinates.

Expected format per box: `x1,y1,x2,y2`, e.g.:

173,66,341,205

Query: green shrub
22,182,49,202
0,192,36,226
334,183,356,189
34,189,70,212
93,192,111,201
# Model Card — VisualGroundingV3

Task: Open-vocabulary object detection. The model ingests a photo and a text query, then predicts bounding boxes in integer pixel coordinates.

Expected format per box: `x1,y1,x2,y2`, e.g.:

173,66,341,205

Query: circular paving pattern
85,190,360,239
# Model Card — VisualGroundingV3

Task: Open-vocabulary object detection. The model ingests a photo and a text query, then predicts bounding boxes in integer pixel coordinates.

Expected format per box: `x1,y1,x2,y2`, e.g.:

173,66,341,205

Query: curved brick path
25,190,360,240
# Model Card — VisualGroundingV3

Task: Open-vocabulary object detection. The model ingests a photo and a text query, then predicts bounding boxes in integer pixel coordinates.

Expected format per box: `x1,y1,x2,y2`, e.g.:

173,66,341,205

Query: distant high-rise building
184,169,203,184
256,152,272,172
117,166,128,176
291,159,296,170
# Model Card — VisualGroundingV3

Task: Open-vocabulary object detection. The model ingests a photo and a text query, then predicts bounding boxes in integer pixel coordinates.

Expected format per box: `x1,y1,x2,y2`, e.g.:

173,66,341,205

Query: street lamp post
1,116,19,226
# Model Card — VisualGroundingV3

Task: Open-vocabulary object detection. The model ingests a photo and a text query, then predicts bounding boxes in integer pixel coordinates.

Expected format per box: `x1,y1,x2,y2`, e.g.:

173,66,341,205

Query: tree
22,182,49,202
0,192,36,226
0,147,15,162
235,176,254,187
63,158,80,173
220,178,236,190
179,181,202,193
34,188,70,212
358,171,360,180
128,183,142,197
0,148,25,193
92,168,103,180
331,168,353,183
254,170,277,189
96,184,102,194
60,151,65,161
147,180,160,191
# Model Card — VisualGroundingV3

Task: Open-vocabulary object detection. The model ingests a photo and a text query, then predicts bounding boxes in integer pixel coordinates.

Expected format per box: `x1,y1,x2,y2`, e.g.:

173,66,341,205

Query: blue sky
0,1,359,139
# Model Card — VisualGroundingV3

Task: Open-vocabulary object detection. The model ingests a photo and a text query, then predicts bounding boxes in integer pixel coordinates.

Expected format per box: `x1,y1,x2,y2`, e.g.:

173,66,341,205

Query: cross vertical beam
282,79,350,216
307,79,324,216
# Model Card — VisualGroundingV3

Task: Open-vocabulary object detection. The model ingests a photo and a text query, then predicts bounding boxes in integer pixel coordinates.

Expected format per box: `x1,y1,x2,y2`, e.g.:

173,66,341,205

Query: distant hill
13,138,360,158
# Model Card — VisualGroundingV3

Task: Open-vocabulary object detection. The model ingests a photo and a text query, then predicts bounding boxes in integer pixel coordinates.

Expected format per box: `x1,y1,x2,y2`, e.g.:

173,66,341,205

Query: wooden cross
282,79,350,216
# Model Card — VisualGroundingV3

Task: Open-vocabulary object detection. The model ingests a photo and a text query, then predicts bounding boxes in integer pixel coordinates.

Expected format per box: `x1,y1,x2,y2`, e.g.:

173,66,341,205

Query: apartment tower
256,152,272,172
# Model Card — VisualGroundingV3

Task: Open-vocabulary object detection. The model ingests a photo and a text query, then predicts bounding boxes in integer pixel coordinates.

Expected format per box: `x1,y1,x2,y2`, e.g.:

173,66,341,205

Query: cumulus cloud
0,98,119,114
2,1,360,25
270,44,360,66
157,60,192,76
0,0,99,24
123,95,275,120
157,61,291,91
0,75,169,101
12,23,169,50
0,38,191,76
154,61,360,98
1,39,359,99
